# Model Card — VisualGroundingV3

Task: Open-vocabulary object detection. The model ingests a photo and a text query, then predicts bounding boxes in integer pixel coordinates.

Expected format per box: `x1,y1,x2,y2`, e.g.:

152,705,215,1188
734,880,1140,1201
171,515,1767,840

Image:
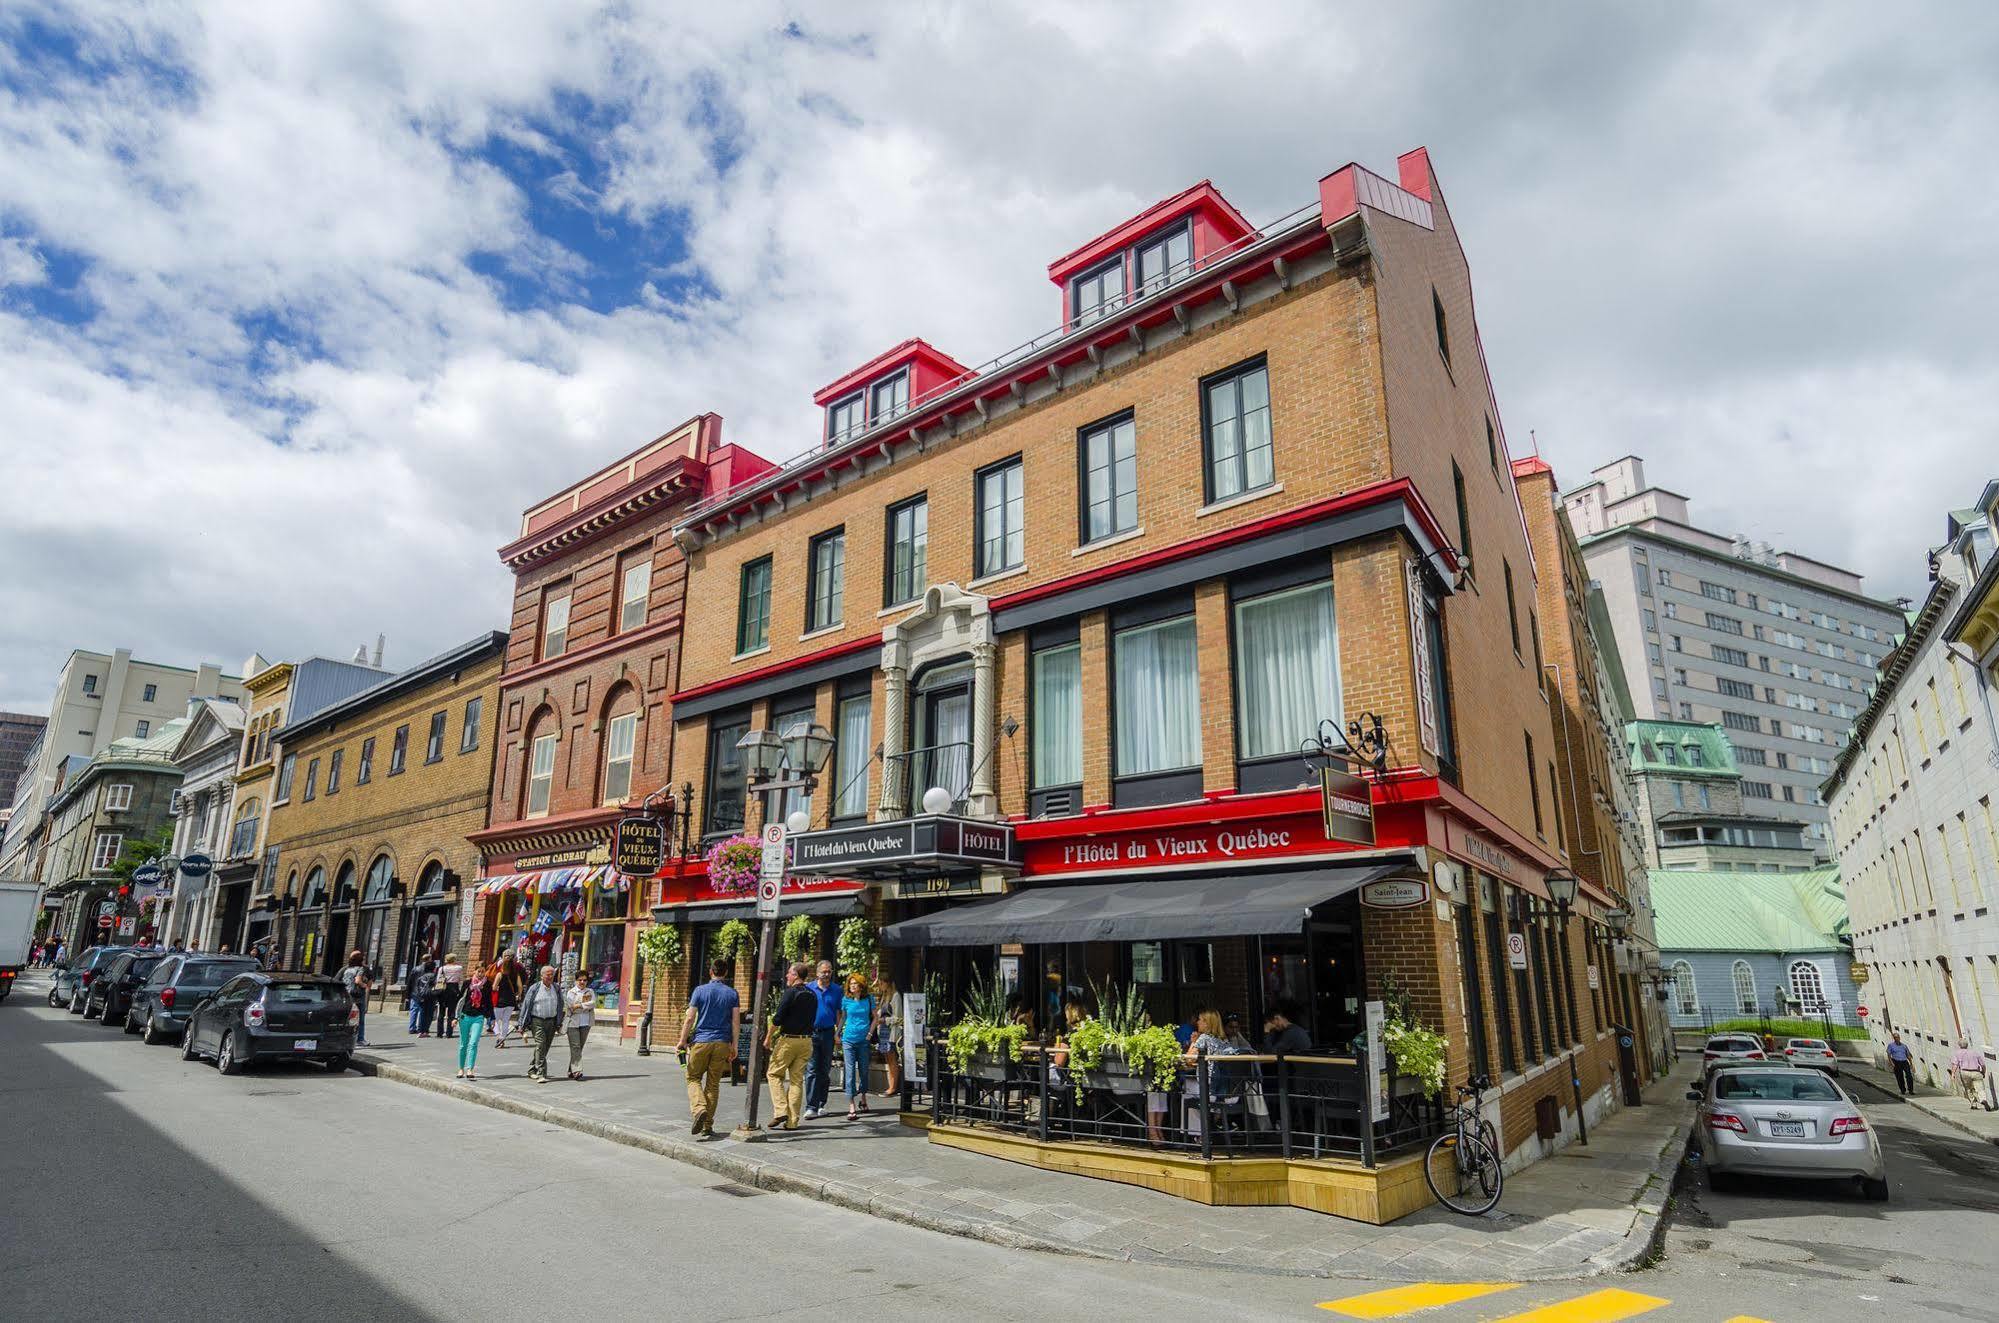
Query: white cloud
1,1,1994,709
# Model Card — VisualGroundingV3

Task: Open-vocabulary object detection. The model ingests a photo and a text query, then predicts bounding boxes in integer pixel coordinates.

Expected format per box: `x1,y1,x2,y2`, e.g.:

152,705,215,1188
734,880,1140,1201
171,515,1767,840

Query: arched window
1671,960,1698,1015
302,866,326,909
363,854,395,904
1731,959,1757,1015
523,708,559,818
1789,960,1827,1015
332,860,356,906
230,797,262,857
600,684,640,806
415,861,446,896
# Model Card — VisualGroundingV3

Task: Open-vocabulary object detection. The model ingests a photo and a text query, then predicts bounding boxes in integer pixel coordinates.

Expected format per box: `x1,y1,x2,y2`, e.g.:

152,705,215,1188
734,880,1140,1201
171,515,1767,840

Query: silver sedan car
1689,1066,1887,1200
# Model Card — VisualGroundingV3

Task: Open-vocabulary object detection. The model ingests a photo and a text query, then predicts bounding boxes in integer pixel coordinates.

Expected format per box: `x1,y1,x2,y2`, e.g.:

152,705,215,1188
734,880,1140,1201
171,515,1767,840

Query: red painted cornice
669,632,880,707
470,804,624,849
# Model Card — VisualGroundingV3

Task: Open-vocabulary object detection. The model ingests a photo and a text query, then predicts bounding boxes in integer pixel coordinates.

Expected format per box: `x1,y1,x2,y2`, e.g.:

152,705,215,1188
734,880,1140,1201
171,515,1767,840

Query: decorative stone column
967,635,999,819
879,636,910,819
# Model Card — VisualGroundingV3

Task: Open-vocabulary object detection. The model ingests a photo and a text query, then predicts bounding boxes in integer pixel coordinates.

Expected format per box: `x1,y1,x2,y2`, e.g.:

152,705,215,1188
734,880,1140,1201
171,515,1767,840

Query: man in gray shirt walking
517,965,564,1083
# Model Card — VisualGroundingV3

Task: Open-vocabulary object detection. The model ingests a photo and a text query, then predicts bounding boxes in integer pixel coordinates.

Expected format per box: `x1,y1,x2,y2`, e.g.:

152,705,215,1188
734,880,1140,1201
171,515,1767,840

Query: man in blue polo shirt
803,959,842,1119
677,958,741,1137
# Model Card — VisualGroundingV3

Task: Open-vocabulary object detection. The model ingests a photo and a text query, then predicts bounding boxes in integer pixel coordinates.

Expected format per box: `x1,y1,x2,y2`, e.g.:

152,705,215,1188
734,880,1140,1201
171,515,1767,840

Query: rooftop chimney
374,634,385,668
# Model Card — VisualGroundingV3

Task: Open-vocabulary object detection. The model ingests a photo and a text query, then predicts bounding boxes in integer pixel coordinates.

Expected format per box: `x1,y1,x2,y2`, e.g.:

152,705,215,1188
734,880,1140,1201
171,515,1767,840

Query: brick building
659,149,1655,1171
466,415,773,1040
264,634,503,981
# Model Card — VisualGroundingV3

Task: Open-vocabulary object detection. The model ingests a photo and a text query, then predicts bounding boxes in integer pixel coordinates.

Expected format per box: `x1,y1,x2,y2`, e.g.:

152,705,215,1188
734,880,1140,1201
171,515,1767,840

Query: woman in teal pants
456,970,493,1079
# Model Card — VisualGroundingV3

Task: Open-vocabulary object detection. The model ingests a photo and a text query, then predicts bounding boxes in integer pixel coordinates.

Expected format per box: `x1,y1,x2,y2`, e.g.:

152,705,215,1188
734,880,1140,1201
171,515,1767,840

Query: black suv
57,946,133,1012
181,971,356,1074
127,954,261,1043
86,950,167,1024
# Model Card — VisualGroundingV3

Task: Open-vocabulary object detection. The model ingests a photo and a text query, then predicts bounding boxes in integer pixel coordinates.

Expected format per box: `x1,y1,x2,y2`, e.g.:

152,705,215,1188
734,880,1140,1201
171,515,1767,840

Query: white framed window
1234,581,1339,762
1788,960,1827,1014
541,591,571,660
603,712,637,804
527,732,557,817
1671,960,1699,1015
102,783,133,812
461,697,482,753
1731,959,1758,1014
833,694,872,820
619,558,652,633
91,831,124,871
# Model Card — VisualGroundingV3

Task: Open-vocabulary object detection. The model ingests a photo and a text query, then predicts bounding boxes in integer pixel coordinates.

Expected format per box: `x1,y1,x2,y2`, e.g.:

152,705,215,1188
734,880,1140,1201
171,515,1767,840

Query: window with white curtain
833,694,871,819
1234,581,1338,761
1032,643,1083,787
527,733,557,817
1113,615,1200,776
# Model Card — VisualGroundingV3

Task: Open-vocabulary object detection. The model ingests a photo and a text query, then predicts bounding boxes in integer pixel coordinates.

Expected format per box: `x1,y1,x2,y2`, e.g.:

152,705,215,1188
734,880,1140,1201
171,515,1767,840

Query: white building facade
1829,482,1999,1096
159,699,248,949
1566,457,1905,859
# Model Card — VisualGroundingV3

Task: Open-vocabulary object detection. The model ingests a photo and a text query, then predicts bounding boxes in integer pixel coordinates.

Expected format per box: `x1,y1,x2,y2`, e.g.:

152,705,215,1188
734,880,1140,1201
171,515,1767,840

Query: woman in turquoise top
835,973,878,1120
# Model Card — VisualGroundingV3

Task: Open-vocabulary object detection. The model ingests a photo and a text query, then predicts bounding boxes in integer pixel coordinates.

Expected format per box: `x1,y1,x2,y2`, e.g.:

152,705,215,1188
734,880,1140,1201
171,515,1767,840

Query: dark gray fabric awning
879,860,1410,948
651,891,867,928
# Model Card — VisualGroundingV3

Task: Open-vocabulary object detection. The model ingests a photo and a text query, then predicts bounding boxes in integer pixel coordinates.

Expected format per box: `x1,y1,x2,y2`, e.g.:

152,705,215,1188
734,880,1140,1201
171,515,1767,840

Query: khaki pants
767,1035,813,1128
1958,1070,1984,1104
685,1041,730,1127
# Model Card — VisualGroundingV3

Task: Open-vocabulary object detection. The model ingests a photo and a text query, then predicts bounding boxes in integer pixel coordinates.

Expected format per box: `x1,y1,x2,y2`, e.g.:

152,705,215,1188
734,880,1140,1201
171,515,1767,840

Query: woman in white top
563,969,596,1081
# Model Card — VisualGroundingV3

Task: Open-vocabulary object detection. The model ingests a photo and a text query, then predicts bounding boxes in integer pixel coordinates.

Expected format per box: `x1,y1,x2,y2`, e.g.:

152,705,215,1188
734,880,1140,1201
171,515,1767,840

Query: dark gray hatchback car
181,971,356,1074
127,954,261,1044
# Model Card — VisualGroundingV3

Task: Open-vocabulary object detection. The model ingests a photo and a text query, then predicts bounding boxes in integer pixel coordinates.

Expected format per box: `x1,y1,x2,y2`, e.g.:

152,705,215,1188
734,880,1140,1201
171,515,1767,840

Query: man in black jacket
766,963,818,1130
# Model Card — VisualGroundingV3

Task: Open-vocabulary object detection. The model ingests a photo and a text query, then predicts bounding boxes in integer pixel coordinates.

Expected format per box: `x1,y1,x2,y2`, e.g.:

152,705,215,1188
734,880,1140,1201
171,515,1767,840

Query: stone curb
351,1051,1689,1282
1843,1069,1999,1147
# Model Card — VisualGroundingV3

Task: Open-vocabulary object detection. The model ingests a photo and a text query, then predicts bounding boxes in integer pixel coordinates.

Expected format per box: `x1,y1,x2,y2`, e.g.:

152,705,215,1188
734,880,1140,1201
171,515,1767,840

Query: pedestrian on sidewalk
1887,1032,1916,1095
435,951,465,1038
873,973,902,1098
491,957,522,1045
456,968,492,1079
803,959,841,1120
409,954,439,1036
339,949,372,1046
766,962,816,1130
564,969,595,1081
677,957,741,1136
837,972,878,1120
1951,1038,1988,1107
517,964,564,1082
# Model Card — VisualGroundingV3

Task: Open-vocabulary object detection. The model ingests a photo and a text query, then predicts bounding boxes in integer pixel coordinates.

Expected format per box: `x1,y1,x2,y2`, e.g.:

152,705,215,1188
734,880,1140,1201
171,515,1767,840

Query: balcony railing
885,740,971,815
919,1042,1441,1167
678,198,1327,530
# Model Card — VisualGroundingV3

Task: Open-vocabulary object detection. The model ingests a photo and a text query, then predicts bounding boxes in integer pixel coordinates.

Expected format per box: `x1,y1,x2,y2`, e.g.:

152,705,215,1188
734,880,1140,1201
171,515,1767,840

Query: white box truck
0,880,40,1002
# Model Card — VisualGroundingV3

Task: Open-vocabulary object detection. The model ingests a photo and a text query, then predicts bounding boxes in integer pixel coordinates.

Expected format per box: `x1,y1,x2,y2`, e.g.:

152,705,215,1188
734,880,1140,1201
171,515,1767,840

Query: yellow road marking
1491,1288,1671,1322
1316,1282,1520,1318
1723,1318,1777,1322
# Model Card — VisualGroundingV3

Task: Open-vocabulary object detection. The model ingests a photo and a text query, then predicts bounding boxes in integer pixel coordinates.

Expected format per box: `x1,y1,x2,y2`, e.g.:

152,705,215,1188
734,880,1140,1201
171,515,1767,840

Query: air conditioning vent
1039,790,1074,817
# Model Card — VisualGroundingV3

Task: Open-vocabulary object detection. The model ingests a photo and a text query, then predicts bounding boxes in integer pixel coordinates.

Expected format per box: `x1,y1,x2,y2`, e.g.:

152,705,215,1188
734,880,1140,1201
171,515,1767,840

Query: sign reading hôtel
1022,813,1377,876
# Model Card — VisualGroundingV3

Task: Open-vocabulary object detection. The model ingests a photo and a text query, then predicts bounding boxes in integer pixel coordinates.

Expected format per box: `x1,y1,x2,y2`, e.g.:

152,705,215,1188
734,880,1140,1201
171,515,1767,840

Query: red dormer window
814,340,969,448
1048,182,1253,329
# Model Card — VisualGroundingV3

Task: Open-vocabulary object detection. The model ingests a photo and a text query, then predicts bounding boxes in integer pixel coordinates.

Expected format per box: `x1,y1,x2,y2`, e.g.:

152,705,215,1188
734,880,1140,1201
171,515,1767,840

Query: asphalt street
7,978,1999,1322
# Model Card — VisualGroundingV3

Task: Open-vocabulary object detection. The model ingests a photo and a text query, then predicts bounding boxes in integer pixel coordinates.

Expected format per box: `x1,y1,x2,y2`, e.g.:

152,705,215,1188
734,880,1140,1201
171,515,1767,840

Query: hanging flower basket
704,834,762,896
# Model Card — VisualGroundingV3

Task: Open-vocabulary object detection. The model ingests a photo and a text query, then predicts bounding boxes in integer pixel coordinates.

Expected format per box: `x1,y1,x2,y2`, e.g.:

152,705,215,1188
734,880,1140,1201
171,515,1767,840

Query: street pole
736,910,777,1138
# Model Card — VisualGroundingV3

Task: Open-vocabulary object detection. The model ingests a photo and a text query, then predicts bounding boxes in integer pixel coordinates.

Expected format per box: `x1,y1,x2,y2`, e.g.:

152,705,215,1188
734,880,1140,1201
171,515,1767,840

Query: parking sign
758,823,786,919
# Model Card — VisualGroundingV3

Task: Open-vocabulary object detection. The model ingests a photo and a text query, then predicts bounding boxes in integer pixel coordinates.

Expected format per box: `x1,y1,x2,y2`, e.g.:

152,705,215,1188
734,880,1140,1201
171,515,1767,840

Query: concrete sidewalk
1840,1056,1999,1146
349,1023,1698,1282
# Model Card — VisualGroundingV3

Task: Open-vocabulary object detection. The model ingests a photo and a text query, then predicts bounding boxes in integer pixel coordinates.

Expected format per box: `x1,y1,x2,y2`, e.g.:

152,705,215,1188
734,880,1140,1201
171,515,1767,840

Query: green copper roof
1626,720,1739,778
1651,867,1848,953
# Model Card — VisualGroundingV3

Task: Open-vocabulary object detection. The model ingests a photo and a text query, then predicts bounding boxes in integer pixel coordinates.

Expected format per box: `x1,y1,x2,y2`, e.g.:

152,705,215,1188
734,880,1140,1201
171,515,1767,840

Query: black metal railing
886,741,972,814
916,1041,1441,1166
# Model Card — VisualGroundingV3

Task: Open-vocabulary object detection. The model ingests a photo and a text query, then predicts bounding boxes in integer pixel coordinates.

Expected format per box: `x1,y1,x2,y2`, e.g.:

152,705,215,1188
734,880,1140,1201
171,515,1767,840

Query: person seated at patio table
1182,1009,1247,1137
1261,1002,1311,1056
1222,1012,1254,1053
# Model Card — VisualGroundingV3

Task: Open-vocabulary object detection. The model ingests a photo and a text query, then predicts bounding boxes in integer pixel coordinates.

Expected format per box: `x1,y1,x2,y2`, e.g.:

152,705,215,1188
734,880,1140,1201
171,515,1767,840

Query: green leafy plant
715,919,753,966
958,967,1011,1027
1381,1017,1448,1098
1091,979,1149,1037
635,923,683,974
1118,1024,1184,1093
835,916,877,979
942,1019,1028,1075
780,914,821,964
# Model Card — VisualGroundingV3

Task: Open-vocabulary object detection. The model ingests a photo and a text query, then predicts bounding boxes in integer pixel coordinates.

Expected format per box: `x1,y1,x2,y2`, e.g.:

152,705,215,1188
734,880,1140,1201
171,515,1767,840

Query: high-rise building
1565,457,1904,857
0,711,48,811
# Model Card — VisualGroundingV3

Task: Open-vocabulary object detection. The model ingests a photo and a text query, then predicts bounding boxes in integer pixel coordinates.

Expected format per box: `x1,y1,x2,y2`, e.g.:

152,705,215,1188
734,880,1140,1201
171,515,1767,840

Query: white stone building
160,697,248,949
1828,481,1999,1096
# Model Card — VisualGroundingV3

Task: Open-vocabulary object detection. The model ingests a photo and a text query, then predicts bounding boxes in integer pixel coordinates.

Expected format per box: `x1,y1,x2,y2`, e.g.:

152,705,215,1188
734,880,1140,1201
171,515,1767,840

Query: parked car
180,971,357,1074
1783,1037,1840,1075
1689,1065,1887,1200
127,954,260,1044
55,946,132,1012
86,950,166,1023
1701,1033,1770,1073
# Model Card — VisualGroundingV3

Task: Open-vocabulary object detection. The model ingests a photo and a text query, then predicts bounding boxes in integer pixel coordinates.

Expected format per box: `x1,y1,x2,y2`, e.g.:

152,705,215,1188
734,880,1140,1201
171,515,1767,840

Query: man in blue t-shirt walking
677,958,741,1137
803,959,842,1119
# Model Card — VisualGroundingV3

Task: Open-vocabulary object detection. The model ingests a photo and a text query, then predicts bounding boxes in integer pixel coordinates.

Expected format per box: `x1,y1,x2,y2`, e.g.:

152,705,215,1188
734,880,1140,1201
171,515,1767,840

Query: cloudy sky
2,3,1994,711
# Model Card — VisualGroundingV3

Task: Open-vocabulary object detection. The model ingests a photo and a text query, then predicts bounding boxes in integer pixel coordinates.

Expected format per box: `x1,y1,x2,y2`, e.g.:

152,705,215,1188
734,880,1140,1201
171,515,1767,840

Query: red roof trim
812,338,971,408
1046,180,1255,284
668,632,880,706
1510,456,1554,480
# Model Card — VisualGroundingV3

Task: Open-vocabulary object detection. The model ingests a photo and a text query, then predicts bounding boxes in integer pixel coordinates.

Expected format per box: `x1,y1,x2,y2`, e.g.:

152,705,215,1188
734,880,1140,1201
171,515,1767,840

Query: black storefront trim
994,498,1416,634
788,815,1020,879
880,858,1412,947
